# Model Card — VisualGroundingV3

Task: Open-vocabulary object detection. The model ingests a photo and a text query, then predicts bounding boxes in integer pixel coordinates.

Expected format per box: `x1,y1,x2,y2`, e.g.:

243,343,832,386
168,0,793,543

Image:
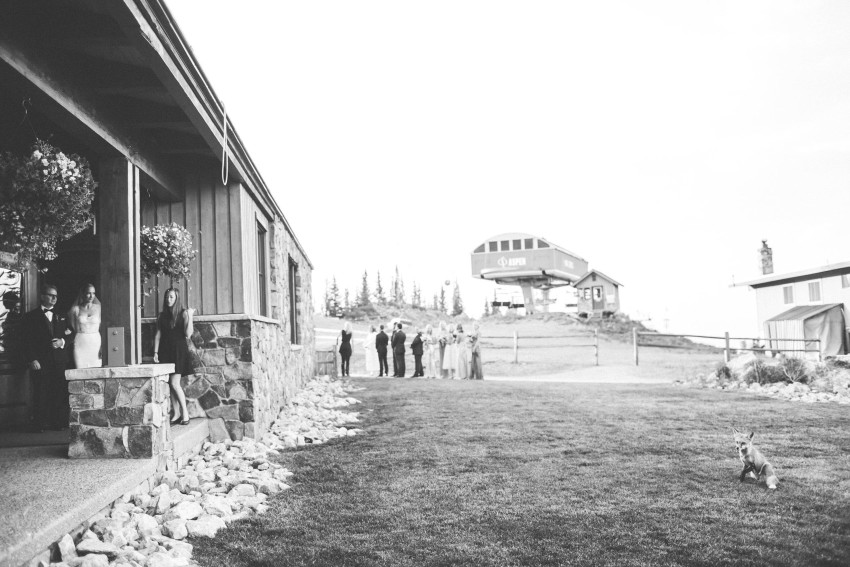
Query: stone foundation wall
66,365,174,459
142,314,314,442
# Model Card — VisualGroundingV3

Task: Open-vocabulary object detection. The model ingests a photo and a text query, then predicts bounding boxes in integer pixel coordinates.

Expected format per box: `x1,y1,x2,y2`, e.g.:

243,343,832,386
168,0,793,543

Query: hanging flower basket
0,140,96,271
140,222,197,284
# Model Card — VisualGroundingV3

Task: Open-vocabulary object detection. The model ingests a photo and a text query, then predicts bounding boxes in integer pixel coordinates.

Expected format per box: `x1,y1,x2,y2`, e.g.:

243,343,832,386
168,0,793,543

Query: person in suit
390,322,399,377
375,324,389,377
392,323,406,377
410,328,424,377
338,321,353,377
20,283,72,432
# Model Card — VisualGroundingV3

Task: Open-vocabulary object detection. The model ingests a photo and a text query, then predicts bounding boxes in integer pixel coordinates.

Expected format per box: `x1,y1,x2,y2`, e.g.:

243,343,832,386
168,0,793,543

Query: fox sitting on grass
733,428,779,489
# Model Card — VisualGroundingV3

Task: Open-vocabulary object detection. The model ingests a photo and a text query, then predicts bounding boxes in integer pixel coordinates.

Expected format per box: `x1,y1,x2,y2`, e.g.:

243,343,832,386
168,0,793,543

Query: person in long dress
469,321,484,380
362,324,378,376
442,323,457,379
68,283,101,369
424,324,437,378
438,321,448,378
339,322,353,377
455,323,470,379
153,288,195,425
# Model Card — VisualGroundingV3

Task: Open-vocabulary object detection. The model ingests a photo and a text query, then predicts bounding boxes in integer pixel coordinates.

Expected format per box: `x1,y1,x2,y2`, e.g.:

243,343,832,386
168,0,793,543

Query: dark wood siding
141,171,243,316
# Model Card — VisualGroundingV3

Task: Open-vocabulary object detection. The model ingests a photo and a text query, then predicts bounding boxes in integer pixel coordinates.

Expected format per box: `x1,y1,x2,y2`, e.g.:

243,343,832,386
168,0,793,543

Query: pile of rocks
47,376,362,567
677,353,850,405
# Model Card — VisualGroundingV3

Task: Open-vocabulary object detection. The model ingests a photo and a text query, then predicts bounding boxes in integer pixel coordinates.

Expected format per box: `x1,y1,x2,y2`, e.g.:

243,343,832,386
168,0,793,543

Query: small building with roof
736,257,850,357
574,270,622,317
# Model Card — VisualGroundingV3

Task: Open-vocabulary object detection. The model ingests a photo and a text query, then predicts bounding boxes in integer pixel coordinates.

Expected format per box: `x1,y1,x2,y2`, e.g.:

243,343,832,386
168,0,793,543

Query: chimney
759,240,773,275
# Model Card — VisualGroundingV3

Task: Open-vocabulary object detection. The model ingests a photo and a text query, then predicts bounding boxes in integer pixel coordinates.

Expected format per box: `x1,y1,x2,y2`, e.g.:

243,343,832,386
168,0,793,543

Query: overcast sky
167,0,850,338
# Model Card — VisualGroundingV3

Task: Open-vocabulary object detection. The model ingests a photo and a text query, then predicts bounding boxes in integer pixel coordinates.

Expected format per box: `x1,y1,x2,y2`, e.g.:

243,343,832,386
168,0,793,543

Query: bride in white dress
69,283,101,369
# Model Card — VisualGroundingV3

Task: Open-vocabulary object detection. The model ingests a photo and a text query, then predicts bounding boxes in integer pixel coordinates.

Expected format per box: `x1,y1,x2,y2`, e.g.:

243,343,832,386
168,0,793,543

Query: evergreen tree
398,277,406,305
411,282,421,309
329,277,341,317
344,288,350,310
390,267,399,304
432,293,439,311
322,280,330,316
483,296,491,316
439,287,447,313
374,271,386,304
358,270,371,306
451,282,464,316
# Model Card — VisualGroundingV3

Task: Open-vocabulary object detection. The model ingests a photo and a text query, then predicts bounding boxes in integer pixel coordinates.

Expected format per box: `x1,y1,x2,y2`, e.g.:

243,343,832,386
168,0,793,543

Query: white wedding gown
73,306,102,369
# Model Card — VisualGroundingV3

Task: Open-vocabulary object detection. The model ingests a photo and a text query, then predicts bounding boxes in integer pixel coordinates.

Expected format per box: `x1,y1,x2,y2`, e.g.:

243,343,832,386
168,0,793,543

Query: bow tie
43,308,53,312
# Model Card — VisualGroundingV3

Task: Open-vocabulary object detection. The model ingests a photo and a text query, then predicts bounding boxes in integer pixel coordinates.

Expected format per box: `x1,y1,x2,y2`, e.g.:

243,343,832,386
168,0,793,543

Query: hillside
315,306,721,379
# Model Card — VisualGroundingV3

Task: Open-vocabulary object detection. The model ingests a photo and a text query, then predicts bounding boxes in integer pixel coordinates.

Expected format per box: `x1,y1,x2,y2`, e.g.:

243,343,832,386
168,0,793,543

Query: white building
737,260,850,356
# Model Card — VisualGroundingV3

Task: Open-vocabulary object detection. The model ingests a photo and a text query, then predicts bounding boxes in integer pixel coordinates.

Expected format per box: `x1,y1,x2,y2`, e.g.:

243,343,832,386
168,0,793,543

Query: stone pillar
66,364,174,459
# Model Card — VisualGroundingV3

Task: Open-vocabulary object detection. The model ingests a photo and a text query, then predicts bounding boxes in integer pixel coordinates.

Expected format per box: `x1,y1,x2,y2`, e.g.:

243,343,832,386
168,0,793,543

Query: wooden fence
632,329,822,366
315,346,338,378
482,330,600,366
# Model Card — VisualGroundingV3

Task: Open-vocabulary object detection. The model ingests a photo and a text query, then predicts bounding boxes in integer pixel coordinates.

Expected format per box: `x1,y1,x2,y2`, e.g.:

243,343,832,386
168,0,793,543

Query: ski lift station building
471,233,588,314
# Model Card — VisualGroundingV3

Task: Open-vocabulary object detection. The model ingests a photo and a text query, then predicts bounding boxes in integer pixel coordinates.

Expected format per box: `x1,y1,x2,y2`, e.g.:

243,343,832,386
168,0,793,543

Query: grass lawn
192,379,850,567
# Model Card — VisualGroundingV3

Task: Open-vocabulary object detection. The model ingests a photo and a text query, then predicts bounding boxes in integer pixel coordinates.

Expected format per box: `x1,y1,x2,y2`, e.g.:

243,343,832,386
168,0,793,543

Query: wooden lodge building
0,1,315,442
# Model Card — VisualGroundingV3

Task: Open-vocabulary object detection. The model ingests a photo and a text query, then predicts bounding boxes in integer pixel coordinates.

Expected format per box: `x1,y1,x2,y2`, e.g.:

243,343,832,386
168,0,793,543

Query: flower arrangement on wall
140,222,197,284
0,140,96,270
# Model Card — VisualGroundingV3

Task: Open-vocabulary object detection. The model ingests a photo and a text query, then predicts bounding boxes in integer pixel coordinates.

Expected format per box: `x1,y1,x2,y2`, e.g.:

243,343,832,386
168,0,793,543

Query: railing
632,329,821,365
482,330,600,366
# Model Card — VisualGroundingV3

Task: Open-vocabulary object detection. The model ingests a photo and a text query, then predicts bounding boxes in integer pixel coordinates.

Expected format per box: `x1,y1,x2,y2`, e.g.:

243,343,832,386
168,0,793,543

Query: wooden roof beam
0,32,182,201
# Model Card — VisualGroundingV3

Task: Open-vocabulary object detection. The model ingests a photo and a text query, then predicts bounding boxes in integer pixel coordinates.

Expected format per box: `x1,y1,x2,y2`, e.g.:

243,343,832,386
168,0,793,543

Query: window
842,274,850,288
512,239,521,250
500,240,509,251
591,274,597,282
257,222,267,316
288,257,301,344
524,238,533,249
537,239,550,248
473,244,485,253
488,242,498,252
0,268,23,358
783,285,793,304
808,282,821,302
583,288,591,300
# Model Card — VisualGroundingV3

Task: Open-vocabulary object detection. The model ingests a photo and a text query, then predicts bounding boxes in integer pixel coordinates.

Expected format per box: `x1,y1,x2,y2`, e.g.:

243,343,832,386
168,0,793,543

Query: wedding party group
11,282,197,432
338,320,484,379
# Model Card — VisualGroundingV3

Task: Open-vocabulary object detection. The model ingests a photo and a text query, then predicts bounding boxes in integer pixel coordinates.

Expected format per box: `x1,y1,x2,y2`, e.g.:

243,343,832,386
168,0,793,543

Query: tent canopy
764,303,846,357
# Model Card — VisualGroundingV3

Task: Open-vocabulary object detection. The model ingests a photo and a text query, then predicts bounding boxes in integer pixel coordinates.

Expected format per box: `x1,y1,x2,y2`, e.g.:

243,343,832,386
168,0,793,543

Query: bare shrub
780,357,810,384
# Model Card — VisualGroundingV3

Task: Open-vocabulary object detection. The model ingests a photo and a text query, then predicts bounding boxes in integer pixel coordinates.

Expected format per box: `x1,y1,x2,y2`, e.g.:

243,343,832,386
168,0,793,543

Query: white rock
153,492,171,515
76,539,120,559
228,484,255,497
146,551,190,567
186,514,227,538
201,495,232,517
163,519,188,540
58,533,77,561
78,554,109,567
165,501,204,521
177,474,200,493
134,513,159,534
159,471,179,490
164,540,193,559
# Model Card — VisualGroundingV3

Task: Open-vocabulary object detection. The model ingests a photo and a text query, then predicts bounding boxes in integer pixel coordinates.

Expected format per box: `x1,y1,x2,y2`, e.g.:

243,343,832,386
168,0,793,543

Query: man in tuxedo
375,324,389,377
390,322,399,377
391,323,406,378
20,284,72,431
410,328,424,377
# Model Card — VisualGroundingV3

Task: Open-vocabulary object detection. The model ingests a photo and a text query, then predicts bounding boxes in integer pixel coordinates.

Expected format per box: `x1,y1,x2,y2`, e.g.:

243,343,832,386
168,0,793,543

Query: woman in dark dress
339,322,353,377
153,288,195,425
